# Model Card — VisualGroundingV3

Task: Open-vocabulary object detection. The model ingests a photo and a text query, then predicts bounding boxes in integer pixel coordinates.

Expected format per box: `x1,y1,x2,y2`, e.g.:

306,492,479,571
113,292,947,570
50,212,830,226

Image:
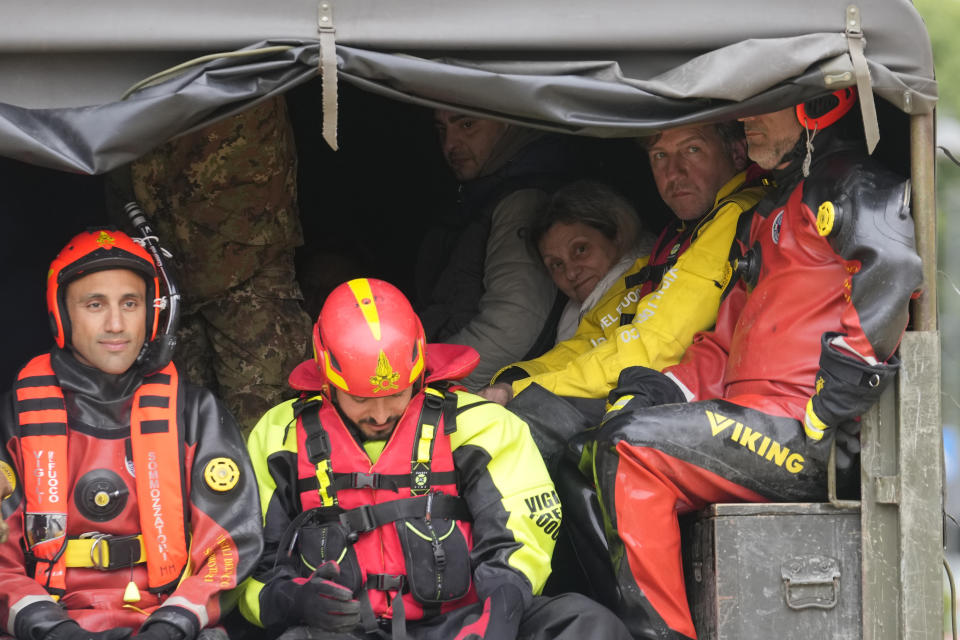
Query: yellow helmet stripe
325,361,349,391
347,279,381,341
408,346,424,384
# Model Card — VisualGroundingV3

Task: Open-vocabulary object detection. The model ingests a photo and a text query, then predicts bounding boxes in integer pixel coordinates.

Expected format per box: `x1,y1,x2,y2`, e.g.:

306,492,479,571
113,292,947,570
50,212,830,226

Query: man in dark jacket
417,111,583,389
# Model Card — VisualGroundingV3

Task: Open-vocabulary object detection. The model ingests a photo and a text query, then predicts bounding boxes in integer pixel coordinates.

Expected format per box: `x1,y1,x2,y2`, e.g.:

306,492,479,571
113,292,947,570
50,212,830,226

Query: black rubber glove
44,622,133,640
262,562,361,633
607,366,686,410
453,583,524,640
133,621,184,640
804,333,899,442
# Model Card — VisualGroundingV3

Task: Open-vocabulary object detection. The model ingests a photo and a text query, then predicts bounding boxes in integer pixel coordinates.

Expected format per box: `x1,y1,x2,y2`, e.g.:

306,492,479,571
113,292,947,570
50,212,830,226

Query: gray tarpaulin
0,0,936,174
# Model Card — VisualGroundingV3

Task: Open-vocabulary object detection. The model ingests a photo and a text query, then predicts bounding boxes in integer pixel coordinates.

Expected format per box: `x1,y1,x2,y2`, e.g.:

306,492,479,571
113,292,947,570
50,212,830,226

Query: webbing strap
454,400,493,417
297,398,336,507
366,575,408,640
410,390,444,496
357,589,382,636
298,400,329,463
63,534,146,569
427,383,462,436
296,470,459,495
623,264,667,295
339,494,470,539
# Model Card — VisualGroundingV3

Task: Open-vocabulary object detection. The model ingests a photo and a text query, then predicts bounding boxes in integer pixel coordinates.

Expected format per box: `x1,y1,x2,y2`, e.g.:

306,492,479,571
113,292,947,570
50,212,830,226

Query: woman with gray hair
526,180,654,342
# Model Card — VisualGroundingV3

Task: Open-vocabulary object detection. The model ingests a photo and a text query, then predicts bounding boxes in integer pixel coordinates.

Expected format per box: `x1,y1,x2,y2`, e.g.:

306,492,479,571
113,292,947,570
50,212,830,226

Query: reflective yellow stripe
63,535,146,568
417,424,435,463
316,459,335,507
416,388,443,463
408,350,424,385
347,279,381,341
803,398,829,441
239,577,267,628
604,393,634,416
324,361,349,392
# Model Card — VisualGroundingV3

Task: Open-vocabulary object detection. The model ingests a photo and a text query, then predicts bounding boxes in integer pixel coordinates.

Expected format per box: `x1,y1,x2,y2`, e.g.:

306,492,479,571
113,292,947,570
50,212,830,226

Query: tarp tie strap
845,4,880,154
318,1,339,151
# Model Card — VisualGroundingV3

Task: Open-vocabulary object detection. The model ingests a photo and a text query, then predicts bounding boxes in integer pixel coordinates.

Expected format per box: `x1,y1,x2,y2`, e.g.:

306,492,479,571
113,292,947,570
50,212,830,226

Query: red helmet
47,229,161,349
289,278,426,396
796,87,857,131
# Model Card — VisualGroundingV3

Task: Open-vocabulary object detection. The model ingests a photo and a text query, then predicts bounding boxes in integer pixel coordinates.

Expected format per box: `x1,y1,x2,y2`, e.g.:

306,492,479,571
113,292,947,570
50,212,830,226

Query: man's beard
355,416,401,441
333,400,400,442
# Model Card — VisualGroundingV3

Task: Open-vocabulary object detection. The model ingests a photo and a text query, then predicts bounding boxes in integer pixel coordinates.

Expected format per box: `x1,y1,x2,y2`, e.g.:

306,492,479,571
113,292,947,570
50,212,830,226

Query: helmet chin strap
776,134,809,175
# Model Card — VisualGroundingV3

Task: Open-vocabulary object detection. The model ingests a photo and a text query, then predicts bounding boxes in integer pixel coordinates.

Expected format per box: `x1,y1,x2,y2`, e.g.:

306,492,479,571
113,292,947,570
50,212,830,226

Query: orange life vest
15,354,190,596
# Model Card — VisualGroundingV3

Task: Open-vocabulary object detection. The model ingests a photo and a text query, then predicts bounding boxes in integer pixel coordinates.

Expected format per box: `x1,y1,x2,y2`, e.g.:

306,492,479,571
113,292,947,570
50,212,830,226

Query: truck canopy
0,0,936,173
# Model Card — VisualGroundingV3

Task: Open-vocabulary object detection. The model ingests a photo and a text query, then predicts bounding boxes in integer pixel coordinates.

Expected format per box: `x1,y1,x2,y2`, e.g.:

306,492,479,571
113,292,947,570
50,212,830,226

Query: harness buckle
305,428,331,463
423,392,444,410
340,504,377,542
82,533,142,570
85,533,110,570
351,472,378,489
367,573,405,592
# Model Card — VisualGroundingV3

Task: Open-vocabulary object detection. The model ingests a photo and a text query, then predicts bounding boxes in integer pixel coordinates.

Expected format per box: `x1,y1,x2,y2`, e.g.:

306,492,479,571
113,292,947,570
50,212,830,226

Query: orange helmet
796,87,857,131
289,278,426,396
47,229,161,349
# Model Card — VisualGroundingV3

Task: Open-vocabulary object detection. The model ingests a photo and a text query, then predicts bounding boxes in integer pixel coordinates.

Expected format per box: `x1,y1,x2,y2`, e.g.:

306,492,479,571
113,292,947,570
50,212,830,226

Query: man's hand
477,383,513,406
294,563,361,632
262,562,361,633
45,622,132,640
133,621,184,640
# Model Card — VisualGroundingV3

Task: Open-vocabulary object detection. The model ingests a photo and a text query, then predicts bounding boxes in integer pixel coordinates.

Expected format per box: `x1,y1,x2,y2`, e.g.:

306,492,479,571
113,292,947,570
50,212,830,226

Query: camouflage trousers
176,258,312,437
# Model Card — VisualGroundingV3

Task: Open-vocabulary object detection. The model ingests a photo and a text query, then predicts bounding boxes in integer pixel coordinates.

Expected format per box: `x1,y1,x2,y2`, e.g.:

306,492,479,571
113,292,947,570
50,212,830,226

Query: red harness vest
293,387,478,622
15,354,190,596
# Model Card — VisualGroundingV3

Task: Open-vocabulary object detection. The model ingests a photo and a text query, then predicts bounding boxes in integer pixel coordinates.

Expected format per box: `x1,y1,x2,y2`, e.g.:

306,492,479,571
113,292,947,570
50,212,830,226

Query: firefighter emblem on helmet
370,350,400,393
95,230,116,247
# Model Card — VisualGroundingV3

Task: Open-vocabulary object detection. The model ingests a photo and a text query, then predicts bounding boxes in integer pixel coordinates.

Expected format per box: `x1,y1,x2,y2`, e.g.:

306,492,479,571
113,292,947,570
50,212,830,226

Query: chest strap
624,262,671,293
297,470,458,495
63,534,146,570
289,493,469,541
339,493,470,543
276,492,470,572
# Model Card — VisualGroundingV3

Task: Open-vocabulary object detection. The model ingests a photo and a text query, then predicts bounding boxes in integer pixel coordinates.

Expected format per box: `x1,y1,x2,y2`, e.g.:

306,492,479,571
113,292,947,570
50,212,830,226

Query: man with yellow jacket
481,122,767,405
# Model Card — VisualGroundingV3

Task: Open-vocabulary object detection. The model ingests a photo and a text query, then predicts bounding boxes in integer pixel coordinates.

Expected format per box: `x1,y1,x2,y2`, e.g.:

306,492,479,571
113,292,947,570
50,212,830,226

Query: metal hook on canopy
844,4,880,154
319,1,339,151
